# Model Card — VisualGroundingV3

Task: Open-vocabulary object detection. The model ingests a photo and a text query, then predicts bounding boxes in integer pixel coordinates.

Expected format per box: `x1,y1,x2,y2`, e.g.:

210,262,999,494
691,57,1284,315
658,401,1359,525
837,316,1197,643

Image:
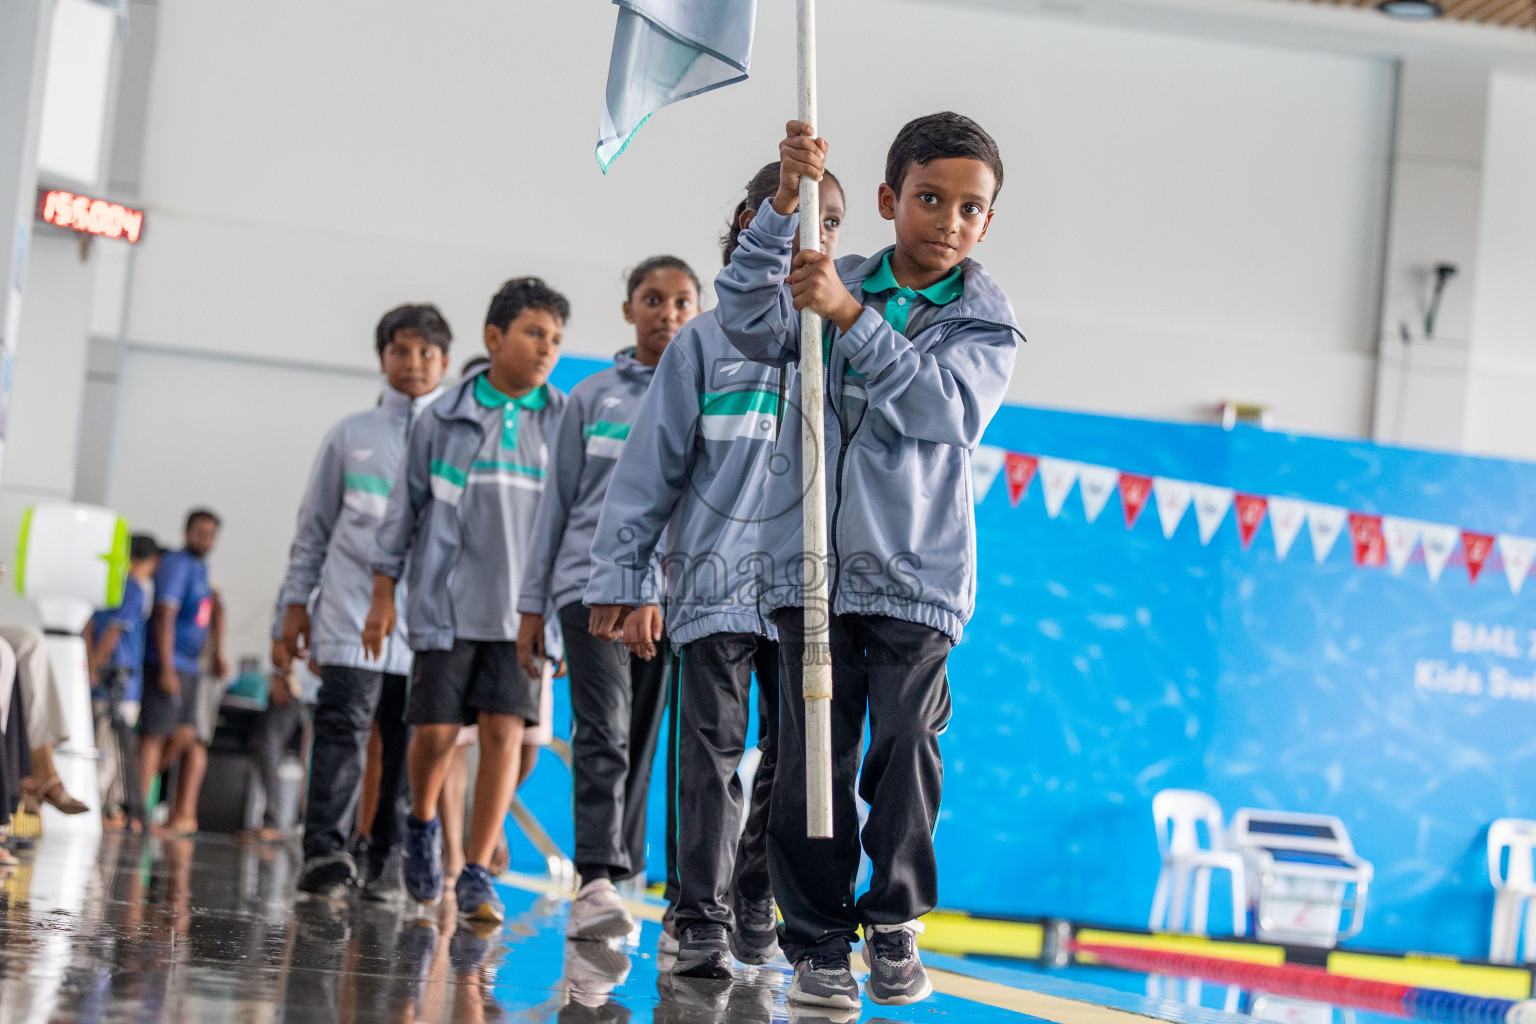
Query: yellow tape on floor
921,911,1045,959
1327,950,1533,1000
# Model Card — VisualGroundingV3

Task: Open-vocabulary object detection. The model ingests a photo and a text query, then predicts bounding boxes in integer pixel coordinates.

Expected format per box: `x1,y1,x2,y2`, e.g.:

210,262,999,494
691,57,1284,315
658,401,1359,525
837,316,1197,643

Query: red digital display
36,189,144,243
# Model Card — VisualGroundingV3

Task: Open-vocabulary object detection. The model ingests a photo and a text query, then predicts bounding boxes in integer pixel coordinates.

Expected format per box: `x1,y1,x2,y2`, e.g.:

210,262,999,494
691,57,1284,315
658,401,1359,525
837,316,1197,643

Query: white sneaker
566,878,636,940
658,904,680,956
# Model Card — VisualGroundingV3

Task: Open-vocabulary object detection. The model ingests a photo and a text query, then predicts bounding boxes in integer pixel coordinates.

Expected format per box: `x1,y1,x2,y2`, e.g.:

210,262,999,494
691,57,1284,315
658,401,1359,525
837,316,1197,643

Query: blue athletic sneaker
403,816,443,906
455,863,505,924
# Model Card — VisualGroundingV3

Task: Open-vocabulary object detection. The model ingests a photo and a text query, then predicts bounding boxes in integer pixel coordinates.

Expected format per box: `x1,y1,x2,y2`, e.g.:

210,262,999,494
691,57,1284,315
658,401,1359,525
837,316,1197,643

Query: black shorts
139,669,201,738
408,639,540,726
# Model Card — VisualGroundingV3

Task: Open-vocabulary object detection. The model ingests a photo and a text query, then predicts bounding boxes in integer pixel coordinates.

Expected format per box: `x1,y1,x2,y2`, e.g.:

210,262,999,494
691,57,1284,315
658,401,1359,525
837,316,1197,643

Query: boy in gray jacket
517,256,700,942
280,304,450,898
366,277,569,925
715,114,1021,1008
586,164,845,979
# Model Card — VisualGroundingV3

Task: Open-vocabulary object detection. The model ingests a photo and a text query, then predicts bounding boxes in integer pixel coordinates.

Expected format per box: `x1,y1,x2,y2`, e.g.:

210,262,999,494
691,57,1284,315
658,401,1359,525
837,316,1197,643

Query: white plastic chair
1488,818,1536,963
1150,789,1248,936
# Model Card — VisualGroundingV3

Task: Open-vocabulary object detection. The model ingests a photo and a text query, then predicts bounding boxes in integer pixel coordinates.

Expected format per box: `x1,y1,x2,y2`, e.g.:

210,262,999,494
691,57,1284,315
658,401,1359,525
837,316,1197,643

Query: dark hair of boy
460,355,491,377
722,162,844,264
185,508,220,532
374,304,453,359
885,111,1004,201
130,534,160,562
485,277,571,332
626,256,700,299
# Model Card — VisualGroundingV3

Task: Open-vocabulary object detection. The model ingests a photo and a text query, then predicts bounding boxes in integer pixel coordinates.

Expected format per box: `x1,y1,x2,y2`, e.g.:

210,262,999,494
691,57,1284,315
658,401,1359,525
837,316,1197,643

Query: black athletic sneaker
673,922,732,979
729,892,779,965
296,850,356,896
361,847,405,903
787,952,860,1009
860,923,932,1005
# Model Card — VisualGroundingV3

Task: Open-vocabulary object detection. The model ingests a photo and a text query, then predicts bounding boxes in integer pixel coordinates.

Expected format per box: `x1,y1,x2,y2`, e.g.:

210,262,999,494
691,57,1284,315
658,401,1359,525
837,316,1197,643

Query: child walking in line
86,533,162,831
278,303,452,899
367,277,569,924
517,257,702,940
587,164,846,978
715,113,1021,1008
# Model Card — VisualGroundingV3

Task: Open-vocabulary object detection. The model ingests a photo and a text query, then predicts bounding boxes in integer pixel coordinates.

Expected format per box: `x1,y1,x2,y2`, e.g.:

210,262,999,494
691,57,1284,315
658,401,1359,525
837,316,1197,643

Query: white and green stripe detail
343,471,393,517
430,460,467,505
583,420,631,459
699,390,778,442
467,460,546,493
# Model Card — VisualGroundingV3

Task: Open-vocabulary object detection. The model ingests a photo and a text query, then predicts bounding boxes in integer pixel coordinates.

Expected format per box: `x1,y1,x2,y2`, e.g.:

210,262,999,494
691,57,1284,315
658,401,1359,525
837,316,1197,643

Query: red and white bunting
1120,474,1154,529
1191,485,1234,546
1234,494,1268,550
1499,535,1536,595
1268,498,1308,562
1349,513,1386,567
1307,504,1348,564
1153,478,1193,539
973,446,1006,505
1003,452,1039,507
1079,465,1120,523
974,446,1536,595
1381,517,1422,575
1463,531,1495,583
1038,458,1081,519
1421,524,1460,583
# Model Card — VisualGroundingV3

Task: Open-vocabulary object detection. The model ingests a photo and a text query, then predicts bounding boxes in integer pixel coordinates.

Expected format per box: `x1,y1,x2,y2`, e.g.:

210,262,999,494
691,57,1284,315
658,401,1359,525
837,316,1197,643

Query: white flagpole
796,0,834,840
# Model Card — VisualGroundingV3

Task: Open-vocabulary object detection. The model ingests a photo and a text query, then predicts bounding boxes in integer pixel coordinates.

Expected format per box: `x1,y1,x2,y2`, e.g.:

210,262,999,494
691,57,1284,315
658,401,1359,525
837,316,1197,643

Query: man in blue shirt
87,533,161,829
139,509,226,834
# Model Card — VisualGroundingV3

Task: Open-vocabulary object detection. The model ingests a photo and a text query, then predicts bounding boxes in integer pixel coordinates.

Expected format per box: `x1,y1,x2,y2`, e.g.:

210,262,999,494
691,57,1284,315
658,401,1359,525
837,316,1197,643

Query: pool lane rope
1072,941,1536,1023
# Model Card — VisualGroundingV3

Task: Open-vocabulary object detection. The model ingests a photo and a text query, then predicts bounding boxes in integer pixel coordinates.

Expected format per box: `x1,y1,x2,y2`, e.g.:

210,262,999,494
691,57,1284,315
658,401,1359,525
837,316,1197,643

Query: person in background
251,634,318,842
278,303,452,898
85,533,162,830
0,635,25,866
366,276,568,923
139,508,226,835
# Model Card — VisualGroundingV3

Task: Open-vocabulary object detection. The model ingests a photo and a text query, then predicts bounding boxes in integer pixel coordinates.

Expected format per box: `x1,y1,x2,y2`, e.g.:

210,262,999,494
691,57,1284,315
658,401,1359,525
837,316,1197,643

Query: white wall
0,232,94,572
108,0,1402,658
1465,72,1536,460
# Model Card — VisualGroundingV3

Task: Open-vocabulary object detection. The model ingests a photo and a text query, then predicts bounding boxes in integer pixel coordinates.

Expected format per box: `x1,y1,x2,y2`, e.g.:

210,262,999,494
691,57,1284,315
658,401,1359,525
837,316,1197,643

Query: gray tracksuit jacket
714,199,1022,643
584,312,782,646
518,349,659,618
275,383,443,674
370,370,567,651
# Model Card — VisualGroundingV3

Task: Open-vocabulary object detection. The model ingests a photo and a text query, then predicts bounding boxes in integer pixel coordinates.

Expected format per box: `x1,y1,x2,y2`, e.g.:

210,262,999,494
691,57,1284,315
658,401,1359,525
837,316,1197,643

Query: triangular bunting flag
1349,513,1385,567
1268,498,1307,562
1078,465,1120,524
1191,485,1234,546
972,446,1005,505
1499,535,1536,595
1307,504,1347,563
1420,524,1459,583
1119,474,1154,529
1037,458,1081,519
1381,517,1422,575
1234,494,1267,550
1463,531,1495,583
1002,452,1038,508
1153,478,1193,540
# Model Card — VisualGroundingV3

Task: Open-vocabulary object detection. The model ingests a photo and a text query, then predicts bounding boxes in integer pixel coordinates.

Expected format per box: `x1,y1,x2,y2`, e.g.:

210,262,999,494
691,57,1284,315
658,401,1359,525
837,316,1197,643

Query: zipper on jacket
824,326,851,603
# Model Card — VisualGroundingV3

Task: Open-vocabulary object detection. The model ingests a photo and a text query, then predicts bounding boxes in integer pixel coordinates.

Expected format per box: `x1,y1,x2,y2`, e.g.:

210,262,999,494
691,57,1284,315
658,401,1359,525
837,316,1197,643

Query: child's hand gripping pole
796,0,834,841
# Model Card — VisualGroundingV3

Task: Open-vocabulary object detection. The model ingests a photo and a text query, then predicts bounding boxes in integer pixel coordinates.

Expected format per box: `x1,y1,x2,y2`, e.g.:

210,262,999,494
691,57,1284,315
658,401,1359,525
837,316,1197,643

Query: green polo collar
863,252,965,305
473,373,548,449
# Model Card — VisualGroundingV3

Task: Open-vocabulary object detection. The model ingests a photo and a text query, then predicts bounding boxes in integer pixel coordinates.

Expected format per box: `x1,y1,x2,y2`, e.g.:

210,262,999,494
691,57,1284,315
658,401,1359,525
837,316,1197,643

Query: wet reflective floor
0,832,1081,1024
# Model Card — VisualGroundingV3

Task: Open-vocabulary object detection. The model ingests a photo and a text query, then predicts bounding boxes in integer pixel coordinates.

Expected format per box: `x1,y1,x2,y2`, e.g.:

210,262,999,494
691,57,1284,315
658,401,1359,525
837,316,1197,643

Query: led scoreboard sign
36,189,144,244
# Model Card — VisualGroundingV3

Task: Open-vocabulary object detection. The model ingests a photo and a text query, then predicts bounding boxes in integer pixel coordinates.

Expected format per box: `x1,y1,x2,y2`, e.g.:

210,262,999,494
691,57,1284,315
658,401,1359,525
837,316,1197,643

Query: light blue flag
597,0,758,173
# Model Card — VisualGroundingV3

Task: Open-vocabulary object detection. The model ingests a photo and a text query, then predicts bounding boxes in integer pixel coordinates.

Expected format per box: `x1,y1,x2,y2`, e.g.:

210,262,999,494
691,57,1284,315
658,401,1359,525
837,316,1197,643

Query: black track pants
672,634,779,931
560,602,671,880
767,610,952,962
